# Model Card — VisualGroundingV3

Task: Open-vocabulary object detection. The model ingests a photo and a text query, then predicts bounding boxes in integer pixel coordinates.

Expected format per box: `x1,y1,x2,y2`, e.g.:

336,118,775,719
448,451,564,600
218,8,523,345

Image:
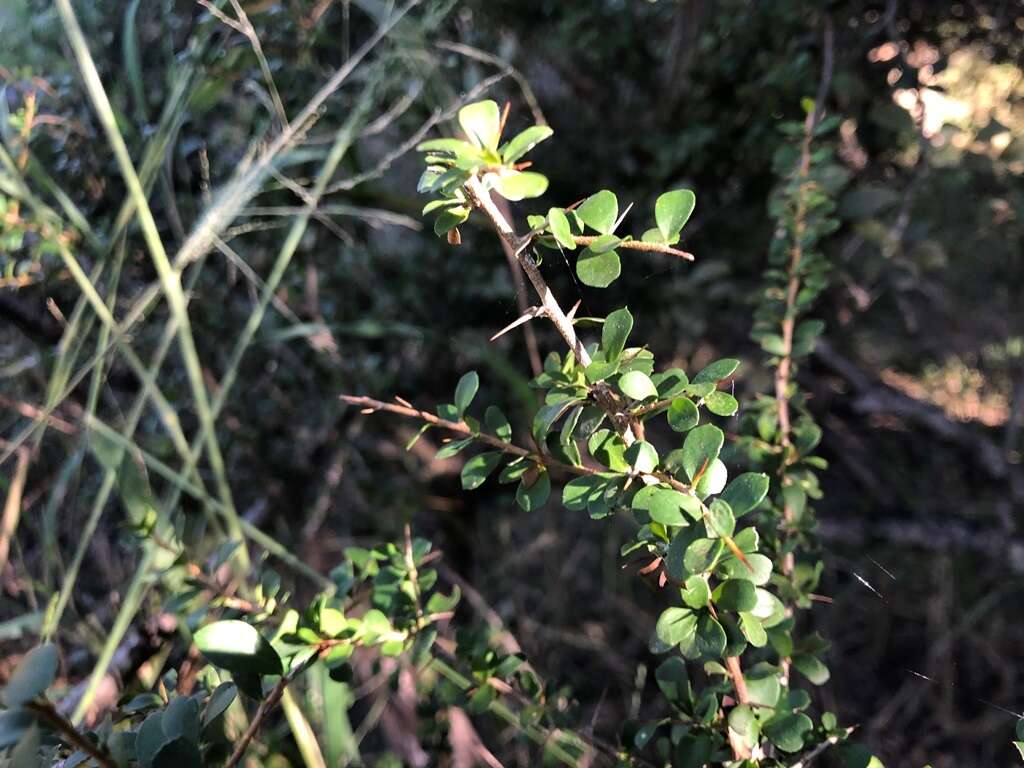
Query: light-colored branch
573,235,694,262
463,175,636,441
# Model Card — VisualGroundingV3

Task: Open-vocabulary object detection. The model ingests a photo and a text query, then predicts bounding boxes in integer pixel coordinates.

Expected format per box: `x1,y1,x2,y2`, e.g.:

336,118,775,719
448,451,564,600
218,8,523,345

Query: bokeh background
2,1,1023,765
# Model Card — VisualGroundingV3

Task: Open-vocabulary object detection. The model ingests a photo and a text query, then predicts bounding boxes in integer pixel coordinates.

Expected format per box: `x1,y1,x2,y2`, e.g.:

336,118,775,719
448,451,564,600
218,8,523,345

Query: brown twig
225,674,293,768
24,700,117,768
573,235,694,262
772,12,835,685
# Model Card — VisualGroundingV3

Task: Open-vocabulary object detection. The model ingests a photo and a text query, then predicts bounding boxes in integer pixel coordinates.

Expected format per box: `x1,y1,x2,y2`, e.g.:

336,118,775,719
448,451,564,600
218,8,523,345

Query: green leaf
461,452,503,490
433,206,469,236
576,190,618,234
194,621,281,676
416,138,481,156
695,613,726,658
501,125,553,163
653,368,689,398
739,613,768,647
792,653,831,685
655,189,696,242
744,664,781,707
720,473,770,517
713,579,757,611
1,644,57,707
704,498,735,538
763,711,813,753
202,682,237,727
684,538,724,574
728,705,760,750
515,468,550,511
162,697,199,743
667,397,699,432
588,429,629,471
624,441,659,473
492,171,549,201
458,100,501,150
485,405,512,442
576,247,621,287
436,437,473,460
602,308,633,363
151,736,202,767
704,391,738,416
681,575,710,609
618,371,658,401
454,371,479,418
532,398,579,443
694,457,728,498
563,474,607,511
717,553,773,586
136,710,167,767
633,486,698,526
692,358,740,384
681,425,724,482
655,657,691,706
547,208,576,250
656,607,697,648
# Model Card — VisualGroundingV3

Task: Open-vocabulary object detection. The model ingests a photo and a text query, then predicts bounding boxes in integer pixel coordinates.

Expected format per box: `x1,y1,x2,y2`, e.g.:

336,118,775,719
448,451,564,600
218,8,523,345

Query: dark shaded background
2,1,1023,765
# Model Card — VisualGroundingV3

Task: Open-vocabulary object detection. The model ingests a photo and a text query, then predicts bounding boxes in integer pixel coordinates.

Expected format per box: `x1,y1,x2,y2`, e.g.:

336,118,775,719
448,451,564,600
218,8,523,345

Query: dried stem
573,235,694,261
24,700,117,768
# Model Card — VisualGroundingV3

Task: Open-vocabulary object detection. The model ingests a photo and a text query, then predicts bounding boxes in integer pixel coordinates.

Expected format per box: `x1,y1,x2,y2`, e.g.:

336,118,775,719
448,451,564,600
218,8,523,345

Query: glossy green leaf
656,607,697,648
717,553,773,585
194,620,281,676
202,682,237,727
515,468,550,511
492,171,549,201
692,358,740,384
728,704,759,750
655,189,696,242
763,711,813,753
633,486,699,526
667,397,699,432
619,371,658,401
653,368,689,398
576,189,618,234
458,100,501,149
547,207,575,250
563,474,607,511
501,125,553,163
416,138,480,156
576,247,620,287
684,538,724,574
681,425,724,482
713,579,757,611
681,575,710,609
655,657,691,706
602,307,633,363
485,405,512,442
695,456,727,497
624,441,659,473
720,473,770,517
704,498,735,538
454,371,478,418
792,653,831,685
461,452,503,490
435,437,473,459
695,613,726,658
704,391,738,416
587,429,629,471
739,612,768,647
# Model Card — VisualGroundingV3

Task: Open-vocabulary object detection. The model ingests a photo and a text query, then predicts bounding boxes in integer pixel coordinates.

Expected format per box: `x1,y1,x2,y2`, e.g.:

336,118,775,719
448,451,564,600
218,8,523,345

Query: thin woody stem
340,395,596,478
24,701,117,768
463,174,636,440
573,235,694,261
